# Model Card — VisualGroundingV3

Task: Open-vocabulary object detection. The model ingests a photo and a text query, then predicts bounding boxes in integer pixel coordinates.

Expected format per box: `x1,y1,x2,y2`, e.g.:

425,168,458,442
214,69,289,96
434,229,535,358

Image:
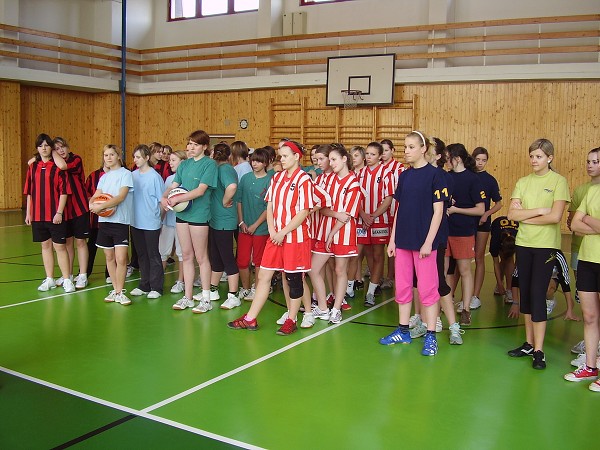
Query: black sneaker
508,342,534,357
532,350,546,369
374,285,382,296
354,280,364,291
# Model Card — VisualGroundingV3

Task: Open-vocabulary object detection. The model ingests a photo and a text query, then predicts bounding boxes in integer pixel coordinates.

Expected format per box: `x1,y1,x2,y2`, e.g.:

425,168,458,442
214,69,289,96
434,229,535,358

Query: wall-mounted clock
239,119,248,129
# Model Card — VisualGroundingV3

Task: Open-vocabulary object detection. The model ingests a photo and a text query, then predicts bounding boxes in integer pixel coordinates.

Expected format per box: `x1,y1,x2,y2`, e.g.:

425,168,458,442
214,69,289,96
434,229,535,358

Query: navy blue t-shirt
437,167,454,246
448,169,485,237
476,170,502,228
489,216,519,257
393,164,448,251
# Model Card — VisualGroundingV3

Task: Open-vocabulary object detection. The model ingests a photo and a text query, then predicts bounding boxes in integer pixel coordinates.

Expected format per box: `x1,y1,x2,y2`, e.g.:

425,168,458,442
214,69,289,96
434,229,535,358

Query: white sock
347,280,354,294
368,282,378,295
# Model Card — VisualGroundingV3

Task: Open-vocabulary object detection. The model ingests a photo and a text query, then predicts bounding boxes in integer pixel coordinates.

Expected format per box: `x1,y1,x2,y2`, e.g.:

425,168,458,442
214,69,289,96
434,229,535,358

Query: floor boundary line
0,366,263,450
141,296,395,414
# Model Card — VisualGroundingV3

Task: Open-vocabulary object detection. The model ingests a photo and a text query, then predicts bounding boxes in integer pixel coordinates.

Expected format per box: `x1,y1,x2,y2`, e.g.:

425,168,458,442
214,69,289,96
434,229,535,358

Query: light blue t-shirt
131,168,164,231
234,161,252,181
162,174,176,228
97,167,134,225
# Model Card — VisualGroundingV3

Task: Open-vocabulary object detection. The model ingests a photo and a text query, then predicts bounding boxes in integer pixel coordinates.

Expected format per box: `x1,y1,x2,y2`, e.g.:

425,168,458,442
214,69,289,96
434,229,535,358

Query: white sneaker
193,276,201,287
170,280,185,294
456,301,464,313
571,353,600,368
409,314,421,329
209,289,220,301
312,306,331,321
192,300,212,314
147,291,161,299
106,276,112,284
220,272,228,282
504,291,513,304
245,286,256,301
571,340,586,354
104,290,117,302
38,277,57,292
220,293,241,310
55,276,64,286
546,298,556,315
63,278,76,293
172,296,194,310
436,317,443,333
277,311,289,325
471,296,482,309
329,308,342,324
75,274,88,289
238,288,251,300
116,291,131,306
126,266,135,277
130,288,147,296
301,312,315,328
449,322,464,345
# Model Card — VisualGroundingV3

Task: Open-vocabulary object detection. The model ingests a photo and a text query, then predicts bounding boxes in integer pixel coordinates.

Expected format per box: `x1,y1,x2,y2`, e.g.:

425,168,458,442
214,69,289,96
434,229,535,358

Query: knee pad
285,272,304,299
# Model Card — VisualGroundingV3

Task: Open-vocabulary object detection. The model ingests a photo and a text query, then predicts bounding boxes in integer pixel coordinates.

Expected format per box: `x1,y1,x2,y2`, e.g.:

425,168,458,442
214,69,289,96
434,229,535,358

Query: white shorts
158,224,182,261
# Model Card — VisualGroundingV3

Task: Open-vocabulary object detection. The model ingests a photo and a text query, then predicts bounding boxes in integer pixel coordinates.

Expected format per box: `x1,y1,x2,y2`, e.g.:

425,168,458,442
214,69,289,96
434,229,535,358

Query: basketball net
341,90,362,108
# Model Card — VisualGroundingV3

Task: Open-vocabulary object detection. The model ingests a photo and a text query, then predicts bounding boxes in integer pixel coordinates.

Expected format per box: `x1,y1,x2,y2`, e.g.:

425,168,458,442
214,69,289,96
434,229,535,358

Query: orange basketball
92,193,116,217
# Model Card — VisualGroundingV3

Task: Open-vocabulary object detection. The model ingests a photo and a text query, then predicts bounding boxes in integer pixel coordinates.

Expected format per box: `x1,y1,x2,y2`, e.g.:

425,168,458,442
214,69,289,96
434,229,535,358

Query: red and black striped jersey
23,160,70,221
63,153,89,218
154,160,173,181
85,167,107,229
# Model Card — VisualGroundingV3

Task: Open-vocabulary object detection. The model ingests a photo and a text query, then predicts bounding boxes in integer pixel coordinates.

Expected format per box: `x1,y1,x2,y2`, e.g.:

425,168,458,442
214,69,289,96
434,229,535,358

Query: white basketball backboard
326,54,396,106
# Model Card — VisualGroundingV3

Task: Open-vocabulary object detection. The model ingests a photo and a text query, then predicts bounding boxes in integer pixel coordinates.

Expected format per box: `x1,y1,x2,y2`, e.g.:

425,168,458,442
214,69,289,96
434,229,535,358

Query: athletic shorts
32,221,67,244
357,225,389,245
175,217,208,227
312,239,357,257
96,223,130,249
477,221,491,233
236,232,268,269
447,235,475,260
260,240,311,273
576,260,600,293
66,213,90,239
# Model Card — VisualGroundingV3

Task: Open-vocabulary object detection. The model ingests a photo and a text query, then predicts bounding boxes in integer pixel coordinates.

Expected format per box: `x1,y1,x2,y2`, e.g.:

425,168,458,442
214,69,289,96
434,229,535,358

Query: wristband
239,221,245,227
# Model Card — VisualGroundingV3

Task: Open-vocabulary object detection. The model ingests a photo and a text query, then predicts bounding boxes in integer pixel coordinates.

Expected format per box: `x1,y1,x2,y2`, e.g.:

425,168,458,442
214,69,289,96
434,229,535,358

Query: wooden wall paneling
0,82,22,209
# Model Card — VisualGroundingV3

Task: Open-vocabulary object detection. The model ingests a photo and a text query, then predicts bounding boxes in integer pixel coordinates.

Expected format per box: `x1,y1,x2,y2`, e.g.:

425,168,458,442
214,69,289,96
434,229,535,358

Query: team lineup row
22,131,600,389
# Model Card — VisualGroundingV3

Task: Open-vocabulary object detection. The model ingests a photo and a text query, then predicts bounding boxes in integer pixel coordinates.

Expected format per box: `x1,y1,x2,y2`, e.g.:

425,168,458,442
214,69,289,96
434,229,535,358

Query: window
300,0,354,5
169,0,258,21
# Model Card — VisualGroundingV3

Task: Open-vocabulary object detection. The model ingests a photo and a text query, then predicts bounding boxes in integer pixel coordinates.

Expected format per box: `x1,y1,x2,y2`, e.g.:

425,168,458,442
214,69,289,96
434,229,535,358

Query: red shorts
236,232,268,269
312,239,358,257
260,240,312,273
447,235,475,260
357,225,390,245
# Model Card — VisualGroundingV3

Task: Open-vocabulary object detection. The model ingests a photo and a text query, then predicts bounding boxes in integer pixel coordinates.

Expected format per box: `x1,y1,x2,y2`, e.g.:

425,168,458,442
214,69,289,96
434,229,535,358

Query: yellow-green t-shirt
511,170,570,249
570,182,591,252
577,184,600,264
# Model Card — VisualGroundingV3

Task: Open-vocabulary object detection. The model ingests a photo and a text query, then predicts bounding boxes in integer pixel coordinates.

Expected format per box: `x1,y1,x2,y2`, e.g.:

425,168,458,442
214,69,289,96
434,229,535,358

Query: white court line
142,296,395,413
0,223,27,228
0,365,263,450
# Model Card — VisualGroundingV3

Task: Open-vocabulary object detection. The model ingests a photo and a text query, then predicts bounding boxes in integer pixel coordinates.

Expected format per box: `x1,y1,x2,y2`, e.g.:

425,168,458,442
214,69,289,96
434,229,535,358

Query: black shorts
175,217,209,227
66,213,91,239
96,223,130,249
477,222,491,233
576,260,600,293
32,221,68,244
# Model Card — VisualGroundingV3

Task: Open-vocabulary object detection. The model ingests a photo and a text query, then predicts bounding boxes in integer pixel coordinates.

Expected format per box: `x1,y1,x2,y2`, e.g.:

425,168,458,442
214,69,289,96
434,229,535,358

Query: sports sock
367,282,378,295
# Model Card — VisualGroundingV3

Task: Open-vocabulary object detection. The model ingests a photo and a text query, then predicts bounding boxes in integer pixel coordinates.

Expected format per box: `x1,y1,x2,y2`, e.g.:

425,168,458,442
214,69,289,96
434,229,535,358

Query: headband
284,141,303,157
412,130,427,147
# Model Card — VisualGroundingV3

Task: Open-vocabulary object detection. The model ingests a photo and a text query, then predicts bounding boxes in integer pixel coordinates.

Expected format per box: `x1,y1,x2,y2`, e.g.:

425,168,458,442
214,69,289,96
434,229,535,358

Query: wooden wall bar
6,81,600,229
0,82,22,210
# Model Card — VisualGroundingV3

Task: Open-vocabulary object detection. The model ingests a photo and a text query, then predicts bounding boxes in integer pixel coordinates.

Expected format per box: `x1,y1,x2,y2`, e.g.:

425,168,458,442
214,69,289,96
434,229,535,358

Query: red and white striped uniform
357,163,394,226
265,167,314,244
319,172,364,245
382,159,406,223
311,171,334,240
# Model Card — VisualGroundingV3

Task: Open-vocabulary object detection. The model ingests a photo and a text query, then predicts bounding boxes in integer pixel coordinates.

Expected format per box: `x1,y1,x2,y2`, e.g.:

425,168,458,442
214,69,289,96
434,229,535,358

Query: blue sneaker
379,327,411,345
421,333,438,356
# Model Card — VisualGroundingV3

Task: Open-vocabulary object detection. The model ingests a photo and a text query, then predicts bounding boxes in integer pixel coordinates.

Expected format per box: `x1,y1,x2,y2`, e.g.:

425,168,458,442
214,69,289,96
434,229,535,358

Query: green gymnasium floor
0,211,596,449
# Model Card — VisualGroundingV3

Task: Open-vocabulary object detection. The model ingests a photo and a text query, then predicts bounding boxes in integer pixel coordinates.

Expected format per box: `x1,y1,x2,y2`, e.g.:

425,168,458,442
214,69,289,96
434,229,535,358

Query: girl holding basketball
89,144,134,305
507,138,569,370
161,130,217,314
380,131,446,356
160,150,187,294
130,144,165,300
357,142,394,307
228,140,314,335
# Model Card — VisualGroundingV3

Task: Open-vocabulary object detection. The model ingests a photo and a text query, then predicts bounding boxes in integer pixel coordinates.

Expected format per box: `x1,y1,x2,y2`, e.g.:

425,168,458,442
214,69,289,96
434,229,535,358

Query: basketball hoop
341,89,363,108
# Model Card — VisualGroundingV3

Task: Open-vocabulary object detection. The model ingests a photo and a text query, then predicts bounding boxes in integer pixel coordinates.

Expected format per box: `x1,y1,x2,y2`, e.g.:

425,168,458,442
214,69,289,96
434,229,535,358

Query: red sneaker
326,294,335,309
276,318,298,336
227,315,259,331
341,299,352,311
564,365,599,382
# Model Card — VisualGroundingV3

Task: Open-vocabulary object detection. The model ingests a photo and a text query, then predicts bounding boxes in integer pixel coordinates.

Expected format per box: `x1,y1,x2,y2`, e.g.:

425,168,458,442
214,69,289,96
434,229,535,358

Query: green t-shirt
570,182,591,252
577,184,600,264
511,170,570,249
210,163,238,230
173,155,217,223
237,170,273,236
